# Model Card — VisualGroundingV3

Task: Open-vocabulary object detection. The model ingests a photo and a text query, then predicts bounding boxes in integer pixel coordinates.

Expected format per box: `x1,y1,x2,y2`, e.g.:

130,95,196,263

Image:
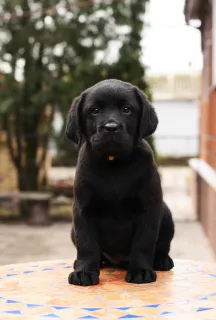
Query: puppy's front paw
125,269,156,284
153,256,174,271
68,270,99,286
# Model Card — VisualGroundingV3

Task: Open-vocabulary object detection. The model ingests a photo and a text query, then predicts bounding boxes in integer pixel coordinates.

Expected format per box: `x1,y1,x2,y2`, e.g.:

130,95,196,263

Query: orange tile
0,259,216,319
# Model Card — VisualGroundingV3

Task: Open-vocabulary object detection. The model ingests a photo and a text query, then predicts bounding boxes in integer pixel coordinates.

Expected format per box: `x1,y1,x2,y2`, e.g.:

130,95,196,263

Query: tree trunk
19,133,52,225
17,167,28,220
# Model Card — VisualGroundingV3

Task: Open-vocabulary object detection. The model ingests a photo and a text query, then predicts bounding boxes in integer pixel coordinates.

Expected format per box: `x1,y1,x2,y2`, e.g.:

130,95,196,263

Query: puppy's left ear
65,94,85,147
135,87,158,139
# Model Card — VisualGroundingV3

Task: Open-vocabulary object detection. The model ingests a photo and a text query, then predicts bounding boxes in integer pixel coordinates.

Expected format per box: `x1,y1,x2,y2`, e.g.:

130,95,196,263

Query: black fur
66,79,174,286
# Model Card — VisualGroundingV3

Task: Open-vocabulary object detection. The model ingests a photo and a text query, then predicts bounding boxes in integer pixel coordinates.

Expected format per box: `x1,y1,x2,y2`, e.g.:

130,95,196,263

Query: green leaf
0,98,15,114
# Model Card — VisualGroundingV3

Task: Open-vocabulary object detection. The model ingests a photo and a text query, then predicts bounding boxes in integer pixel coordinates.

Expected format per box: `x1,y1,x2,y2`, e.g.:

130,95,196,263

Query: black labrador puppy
66,79,174,286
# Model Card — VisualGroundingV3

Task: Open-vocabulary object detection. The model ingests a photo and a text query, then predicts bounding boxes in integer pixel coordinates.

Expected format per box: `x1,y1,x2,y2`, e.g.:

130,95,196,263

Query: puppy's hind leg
100,254,114,268
153,202,174,271
100,254,129,270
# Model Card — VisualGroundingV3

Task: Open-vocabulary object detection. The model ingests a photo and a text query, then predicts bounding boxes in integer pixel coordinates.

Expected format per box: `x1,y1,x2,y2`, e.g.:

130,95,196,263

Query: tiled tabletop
0,259,216,319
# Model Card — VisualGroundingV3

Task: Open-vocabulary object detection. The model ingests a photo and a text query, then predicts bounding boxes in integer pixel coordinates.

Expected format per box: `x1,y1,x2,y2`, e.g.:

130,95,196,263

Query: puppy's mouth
103,135,120,146
90,133,133,156
102,141,121,153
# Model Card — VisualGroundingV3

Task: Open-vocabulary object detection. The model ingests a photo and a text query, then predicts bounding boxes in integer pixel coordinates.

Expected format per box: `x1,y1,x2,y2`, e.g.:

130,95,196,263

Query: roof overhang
184,0,203,23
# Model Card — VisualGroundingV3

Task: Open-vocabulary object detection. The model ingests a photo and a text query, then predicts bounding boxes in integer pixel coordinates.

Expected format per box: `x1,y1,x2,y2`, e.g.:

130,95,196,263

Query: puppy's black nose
104,122,120,132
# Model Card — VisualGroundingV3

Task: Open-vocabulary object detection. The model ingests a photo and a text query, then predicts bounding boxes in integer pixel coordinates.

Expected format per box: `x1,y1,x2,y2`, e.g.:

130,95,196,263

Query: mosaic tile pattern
0,259,216,319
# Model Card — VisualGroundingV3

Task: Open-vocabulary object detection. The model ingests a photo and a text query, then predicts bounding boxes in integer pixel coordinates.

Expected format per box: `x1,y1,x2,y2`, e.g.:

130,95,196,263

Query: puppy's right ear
65,95,84,146
135,87,158,139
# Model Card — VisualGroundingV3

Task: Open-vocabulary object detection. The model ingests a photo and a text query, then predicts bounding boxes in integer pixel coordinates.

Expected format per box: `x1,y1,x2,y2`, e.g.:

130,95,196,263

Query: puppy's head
66,79,158,157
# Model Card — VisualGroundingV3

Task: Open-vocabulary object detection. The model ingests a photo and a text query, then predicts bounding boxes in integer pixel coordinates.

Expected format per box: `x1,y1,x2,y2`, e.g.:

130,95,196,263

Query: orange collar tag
108,156,115,161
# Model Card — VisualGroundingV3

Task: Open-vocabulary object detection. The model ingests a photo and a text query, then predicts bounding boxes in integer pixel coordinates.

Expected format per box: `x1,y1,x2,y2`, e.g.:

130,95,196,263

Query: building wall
200,8,216,169
194,4,216,256
148,74,201,101
154,100,199,157
194,171,216,254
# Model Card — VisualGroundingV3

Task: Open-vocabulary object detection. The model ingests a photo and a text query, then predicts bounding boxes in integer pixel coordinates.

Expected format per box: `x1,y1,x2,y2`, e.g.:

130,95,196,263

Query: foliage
0,0,121,192
0,0,157,202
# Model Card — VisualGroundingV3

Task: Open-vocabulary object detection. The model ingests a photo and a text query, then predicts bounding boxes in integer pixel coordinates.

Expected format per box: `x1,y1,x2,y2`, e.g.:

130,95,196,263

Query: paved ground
0,167,215,266
0,221,215,266
160,167,196,222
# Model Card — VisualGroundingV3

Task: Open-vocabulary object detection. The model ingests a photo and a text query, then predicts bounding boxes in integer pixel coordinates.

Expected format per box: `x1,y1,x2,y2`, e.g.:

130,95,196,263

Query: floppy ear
65,94,84,146
135,87,158,139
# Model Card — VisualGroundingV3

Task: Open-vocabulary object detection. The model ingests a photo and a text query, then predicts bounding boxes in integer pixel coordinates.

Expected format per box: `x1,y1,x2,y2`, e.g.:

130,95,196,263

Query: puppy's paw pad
125,269,156,284
68,271,99,286
154,256,174,271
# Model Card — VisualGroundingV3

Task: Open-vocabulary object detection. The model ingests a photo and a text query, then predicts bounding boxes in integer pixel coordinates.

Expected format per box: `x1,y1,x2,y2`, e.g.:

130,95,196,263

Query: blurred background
0,0,215,265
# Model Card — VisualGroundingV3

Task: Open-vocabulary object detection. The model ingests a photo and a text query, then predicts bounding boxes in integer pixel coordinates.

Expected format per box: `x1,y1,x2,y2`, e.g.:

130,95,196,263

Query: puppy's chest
90,196,144,221
98,217,133,258
89,169,140,201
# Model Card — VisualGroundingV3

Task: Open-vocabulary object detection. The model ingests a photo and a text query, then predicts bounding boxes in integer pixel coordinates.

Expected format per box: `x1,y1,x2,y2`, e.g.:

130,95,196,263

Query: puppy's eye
91,107,100,115
123,107,131,114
